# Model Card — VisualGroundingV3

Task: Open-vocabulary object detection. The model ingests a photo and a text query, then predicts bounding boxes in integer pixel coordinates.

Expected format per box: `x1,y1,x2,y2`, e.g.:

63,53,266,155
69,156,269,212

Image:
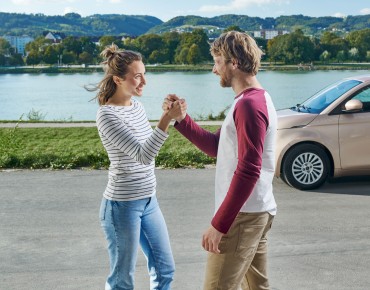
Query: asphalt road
0,169,369,290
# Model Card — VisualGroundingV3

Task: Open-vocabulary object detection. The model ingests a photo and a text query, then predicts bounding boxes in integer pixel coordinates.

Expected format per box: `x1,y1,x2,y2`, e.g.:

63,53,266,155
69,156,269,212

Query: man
166,31,277,290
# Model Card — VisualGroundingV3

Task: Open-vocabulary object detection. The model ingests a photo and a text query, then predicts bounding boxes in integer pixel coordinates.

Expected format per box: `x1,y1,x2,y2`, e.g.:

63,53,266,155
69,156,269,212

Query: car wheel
282,144,330,190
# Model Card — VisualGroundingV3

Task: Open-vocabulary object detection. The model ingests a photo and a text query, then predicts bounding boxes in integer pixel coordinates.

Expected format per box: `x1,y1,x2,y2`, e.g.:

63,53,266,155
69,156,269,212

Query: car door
338,86,370,170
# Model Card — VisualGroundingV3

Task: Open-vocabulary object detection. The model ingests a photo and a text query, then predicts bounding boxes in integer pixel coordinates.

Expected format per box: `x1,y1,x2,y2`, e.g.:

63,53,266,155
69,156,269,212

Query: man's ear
231,59,238,69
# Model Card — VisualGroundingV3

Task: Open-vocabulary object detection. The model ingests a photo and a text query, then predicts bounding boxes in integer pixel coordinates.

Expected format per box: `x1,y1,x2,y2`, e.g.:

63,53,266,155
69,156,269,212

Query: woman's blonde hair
86,44,142,105
210,31,262,75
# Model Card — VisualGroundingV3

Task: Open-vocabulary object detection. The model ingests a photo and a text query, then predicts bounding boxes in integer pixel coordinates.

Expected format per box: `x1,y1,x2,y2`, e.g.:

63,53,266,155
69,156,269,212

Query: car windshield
291,79,362,114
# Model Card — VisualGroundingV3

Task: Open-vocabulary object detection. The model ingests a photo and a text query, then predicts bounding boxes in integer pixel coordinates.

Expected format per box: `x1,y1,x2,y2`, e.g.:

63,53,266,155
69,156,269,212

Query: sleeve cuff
154,126,169,139
174,114,190,128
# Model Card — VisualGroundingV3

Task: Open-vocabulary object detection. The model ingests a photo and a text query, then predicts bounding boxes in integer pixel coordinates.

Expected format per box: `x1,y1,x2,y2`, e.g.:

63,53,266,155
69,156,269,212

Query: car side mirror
342,99,363,113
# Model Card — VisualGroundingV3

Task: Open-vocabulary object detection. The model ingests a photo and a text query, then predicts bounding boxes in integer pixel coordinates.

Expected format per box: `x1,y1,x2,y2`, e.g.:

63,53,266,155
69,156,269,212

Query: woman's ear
231,59,238,69
113,76,121,85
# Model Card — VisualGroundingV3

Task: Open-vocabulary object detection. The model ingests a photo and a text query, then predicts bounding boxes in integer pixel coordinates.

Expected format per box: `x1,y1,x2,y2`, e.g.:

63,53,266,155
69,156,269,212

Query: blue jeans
100,195,175,290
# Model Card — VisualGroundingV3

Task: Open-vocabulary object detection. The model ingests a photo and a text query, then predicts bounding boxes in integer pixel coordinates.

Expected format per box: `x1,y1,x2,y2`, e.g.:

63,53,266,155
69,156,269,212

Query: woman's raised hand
164,94,187,122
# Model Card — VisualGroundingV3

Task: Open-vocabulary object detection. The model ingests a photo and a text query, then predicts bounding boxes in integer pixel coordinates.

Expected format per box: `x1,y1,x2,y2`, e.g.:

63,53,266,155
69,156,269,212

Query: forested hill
0,12,163,37
148,14,370,36
1,12,369,38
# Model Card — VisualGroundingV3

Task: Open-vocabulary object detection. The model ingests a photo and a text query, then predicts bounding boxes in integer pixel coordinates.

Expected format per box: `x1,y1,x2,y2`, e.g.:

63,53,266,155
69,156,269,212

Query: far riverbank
0,62,369,74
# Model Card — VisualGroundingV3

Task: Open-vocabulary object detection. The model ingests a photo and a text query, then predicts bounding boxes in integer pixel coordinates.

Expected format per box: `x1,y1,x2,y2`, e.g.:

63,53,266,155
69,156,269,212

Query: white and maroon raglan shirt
174,88,277,234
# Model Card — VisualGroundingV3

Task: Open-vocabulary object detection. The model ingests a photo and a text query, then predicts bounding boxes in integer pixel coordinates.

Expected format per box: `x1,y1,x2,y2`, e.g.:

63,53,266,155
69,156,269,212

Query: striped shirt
96,99,168,201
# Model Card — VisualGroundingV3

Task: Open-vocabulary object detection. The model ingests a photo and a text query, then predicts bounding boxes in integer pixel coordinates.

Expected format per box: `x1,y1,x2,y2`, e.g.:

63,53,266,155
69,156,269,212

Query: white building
2,35,34,55
253,29,289,40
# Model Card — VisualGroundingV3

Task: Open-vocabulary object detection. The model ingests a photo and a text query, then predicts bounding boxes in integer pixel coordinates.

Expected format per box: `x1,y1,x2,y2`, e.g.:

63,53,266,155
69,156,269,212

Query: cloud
12,0,76,4
199,0,288,13
11,0,32,5
360,8,370,14
333,12,346,18
95,0,121,3
64,6,78,14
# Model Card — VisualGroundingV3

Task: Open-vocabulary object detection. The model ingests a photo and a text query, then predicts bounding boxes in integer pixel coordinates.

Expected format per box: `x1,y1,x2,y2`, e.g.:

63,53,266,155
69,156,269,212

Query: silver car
276,75,370,190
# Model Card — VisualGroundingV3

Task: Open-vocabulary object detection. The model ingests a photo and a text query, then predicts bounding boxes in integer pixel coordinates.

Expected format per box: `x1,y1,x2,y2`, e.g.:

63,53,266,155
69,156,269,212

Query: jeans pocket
99,198,108,221
218,236,229,254
235,224,264,259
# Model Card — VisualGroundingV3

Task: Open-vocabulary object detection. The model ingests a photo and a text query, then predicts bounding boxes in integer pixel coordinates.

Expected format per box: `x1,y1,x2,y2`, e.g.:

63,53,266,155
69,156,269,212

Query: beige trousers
203,212,274,290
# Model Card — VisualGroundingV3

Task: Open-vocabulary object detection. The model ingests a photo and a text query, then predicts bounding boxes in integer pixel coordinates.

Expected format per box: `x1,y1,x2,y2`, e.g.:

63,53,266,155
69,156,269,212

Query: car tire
282,144,330,190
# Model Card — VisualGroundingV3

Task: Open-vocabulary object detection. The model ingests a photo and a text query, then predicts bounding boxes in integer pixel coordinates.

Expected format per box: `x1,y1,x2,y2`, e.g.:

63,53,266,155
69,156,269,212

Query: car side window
351,86,370,112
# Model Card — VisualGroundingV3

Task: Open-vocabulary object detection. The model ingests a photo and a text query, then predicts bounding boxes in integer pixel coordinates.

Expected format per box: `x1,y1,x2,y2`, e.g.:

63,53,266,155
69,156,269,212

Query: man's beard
220,74,232,87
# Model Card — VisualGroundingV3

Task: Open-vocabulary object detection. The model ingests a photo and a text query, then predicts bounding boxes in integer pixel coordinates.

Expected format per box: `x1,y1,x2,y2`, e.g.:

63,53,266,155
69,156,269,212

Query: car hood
277,109,318,129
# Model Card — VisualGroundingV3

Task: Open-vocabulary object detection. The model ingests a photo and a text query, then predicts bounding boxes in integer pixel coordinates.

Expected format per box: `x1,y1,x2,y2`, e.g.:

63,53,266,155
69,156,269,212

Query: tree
98,36,121,51
267,37,282,63
348,47,360,61
80,36,97,55
26,51,41,65
255,37,268,55
0,54,6,65
320,31,348,59
25,36,51,53
162,32,181,64
178,29,211,63
320,50,331,63
187,44,202,64
78,51,93,64
43,45,59,64
336,50,347,63
346,29,370,60
175,47,190,64
267,29,314,64
223,25,243,32
122,37,139,51
311,37,324,61
0,38,11,55
62,51,77,64
64,12,81,20
8,53,24,66
61,36,82,56
134,34,164,60
148,49,168,64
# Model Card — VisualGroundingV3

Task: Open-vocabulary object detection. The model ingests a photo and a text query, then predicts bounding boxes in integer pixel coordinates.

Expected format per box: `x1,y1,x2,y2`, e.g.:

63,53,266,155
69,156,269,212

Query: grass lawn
0,126,219,169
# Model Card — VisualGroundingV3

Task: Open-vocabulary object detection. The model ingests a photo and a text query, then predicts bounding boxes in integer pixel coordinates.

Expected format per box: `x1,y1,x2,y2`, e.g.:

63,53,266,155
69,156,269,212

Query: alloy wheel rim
292,152,324,185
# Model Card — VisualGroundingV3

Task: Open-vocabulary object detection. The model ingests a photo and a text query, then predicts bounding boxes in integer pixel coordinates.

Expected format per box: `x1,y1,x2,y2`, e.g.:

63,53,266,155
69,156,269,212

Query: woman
87,44,184,290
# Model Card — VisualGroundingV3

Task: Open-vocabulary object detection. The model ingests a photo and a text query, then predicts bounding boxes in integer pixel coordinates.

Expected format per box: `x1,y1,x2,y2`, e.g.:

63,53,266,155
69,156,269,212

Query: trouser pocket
99,198,108,221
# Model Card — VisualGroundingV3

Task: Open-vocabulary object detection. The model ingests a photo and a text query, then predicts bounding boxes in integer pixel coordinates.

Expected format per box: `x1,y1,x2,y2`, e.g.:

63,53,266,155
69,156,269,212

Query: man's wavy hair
210,31,263,76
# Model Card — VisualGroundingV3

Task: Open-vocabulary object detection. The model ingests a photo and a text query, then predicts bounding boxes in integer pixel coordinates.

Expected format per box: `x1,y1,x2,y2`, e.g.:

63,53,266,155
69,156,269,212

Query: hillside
0,12,163,37
0,12,369,38
148,14,370,36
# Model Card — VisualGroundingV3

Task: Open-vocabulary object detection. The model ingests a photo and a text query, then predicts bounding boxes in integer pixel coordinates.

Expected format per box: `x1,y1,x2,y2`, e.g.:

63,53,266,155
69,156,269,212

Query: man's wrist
175,114,186,123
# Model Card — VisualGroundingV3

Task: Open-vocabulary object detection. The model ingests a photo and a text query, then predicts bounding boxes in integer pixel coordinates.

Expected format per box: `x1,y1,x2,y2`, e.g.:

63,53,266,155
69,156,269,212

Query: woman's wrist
161,111,173,122
156,112,172,132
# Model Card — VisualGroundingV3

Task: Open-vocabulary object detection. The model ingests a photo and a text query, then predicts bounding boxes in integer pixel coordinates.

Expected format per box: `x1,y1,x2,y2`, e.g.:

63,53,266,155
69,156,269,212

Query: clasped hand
163,94,187,123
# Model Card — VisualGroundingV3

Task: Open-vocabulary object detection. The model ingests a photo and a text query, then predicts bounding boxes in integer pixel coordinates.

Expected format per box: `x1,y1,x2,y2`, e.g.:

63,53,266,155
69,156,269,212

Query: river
0,70,368,121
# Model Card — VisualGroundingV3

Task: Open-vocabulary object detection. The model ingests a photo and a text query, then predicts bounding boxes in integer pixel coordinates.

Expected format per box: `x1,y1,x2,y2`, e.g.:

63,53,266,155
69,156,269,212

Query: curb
0,121,223,128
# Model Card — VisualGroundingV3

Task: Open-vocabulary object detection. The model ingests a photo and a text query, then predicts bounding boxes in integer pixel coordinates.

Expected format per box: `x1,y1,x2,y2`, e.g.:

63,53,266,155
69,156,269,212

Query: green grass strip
0,126,218,169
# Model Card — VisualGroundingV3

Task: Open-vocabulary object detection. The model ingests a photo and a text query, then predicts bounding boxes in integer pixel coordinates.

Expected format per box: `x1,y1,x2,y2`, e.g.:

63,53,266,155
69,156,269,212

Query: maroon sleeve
174,114,220,157
211,93,269,234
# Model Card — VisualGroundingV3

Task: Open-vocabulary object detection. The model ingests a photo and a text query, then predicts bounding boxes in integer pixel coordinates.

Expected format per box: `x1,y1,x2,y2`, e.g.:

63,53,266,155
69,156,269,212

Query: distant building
2,35,34,55
44,32,64,43
253,29,289,40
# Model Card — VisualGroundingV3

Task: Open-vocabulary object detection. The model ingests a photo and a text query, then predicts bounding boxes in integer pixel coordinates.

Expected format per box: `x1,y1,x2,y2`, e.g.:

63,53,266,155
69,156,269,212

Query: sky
1,0,369,22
